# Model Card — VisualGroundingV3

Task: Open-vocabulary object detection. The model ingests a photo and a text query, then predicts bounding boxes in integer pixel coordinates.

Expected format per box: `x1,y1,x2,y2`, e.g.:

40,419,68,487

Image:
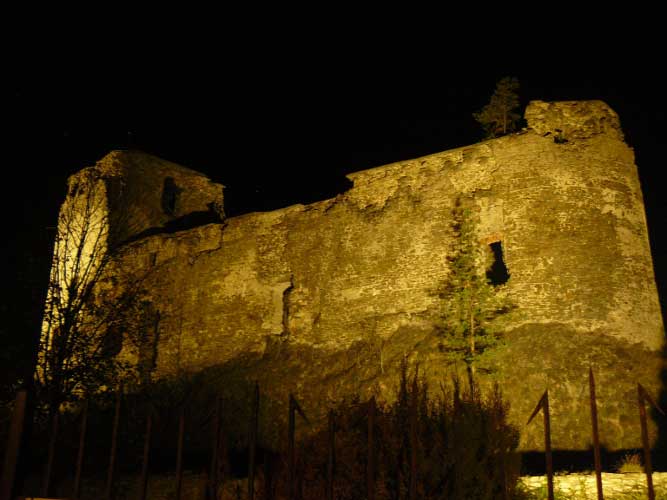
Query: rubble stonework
52,101,665,451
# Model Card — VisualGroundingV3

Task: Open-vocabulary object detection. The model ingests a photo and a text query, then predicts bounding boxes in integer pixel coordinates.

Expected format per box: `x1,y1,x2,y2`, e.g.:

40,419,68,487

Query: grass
518,471,667,500
616,453,644,474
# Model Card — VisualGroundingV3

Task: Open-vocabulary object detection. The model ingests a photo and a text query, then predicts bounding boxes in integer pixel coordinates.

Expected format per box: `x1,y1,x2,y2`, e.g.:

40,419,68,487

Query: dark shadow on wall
17,319,667,498
15,356,280,498
519,337,667,474
521,448,647,475
120,208,223,245
122,324,667,476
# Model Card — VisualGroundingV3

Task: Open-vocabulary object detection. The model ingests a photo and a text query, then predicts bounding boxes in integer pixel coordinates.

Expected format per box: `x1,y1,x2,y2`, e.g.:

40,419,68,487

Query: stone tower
50,101,664,451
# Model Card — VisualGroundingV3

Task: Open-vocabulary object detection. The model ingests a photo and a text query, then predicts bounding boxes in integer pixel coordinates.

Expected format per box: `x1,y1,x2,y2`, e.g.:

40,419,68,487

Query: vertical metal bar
326,410,334,500
73,399,88,499
501,447,509,500
105,386,122,500
264,451,272,500
288,394,296,500
543,391,554,500
209,396,222,500
138,411,152,500
175,408,185,500
367,396,375,500
409,377,417,500
638,384,655,500
0,389,27,500
248,382,259,500
589,368,604,500
41,411,59,497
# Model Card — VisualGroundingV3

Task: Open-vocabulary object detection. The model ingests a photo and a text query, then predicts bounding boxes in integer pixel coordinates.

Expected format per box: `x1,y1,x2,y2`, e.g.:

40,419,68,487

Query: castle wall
76,102,665,450
98,150,224,246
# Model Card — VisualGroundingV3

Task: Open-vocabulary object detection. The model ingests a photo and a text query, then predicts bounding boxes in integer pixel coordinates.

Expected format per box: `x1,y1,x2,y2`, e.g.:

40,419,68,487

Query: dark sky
4,71,667,353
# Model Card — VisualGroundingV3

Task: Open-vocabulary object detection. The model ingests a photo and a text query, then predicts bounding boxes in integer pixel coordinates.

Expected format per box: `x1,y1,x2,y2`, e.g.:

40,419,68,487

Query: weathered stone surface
98,149,225,245
53,101,665,452
524,100,624,142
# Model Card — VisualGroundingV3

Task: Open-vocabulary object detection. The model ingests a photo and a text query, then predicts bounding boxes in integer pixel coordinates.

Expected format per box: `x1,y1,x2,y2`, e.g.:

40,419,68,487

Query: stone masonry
52,101,665,451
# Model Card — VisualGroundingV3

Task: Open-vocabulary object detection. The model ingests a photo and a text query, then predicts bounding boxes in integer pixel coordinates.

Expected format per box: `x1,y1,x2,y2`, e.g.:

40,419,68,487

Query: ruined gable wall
99,150,224,246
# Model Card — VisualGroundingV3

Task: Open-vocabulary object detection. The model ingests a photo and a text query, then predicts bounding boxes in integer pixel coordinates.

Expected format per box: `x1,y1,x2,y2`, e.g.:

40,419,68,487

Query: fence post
105,385,122,500
326,409,334,500
288,394,296,500
73,399,88,499
367,396,376,500
543,392,553,500
527,390,553,500
589,368,604,500
286,393,309,500
638,383,661,500
138,410,152,500
209,396,222,500
41,411,59,497
409,376,418,500
175,408,185,500
248,382,259,500
0,389,27,500
263,451,273,500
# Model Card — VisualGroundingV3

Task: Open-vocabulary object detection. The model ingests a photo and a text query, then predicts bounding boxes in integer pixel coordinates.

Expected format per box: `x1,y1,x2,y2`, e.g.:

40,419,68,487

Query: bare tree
36,168,150,417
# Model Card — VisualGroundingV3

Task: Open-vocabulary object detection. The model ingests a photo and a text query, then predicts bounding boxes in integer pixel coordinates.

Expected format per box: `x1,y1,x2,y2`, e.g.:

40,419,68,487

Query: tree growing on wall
436,199,514,391
473,77,521,138
36,169,151,418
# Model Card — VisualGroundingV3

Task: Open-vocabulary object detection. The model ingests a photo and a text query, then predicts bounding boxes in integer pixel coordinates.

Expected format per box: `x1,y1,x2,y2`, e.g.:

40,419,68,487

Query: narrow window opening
486,241,510,286
139,310,161,384
281,279,294,337
101,326,123,357
161,177,180,216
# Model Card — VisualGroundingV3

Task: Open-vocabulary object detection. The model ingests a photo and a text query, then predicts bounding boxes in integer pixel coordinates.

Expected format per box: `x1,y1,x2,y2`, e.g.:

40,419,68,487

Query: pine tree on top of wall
436,199,513,391
473,77,521,139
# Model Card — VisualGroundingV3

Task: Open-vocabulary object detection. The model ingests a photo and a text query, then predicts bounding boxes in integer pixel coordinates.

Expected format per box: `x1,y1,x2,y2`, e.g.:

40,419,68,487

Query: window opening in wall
486,241,510,285
281,279,294,337
161,177,179,216
101,325,123,357
139,310,161,383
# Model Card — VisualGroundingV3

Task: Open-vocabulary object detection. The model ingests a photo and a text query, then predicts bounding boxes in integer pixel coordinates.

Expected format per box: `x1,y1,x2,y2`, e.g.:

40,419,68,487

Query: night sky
4,71,667,369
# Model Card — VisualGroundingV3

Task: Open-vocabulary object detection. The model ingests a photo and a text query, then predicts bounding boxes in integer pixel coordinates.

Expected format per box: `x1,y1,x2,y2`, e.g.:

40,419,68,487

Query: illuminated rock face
54,101,664,451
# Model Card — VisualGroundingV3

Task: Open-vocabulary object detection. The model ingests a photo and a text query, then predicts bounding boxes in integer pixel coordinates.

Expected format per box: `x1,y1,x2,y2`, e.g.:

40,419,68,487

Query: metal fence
0,370,664,500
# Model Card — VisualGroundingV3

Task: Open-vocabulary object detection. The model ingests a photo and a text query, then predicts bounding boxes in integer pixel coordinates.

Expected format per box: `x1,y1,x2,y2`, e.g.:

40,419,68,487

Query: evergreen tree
436,199,513,390
473,77,521,138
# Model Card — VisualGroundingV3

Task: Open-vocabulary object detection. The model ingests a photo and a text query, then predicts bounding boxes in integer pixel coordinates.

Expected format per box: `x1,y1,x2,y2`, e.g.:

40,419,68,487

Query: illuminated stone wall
58,101,665,451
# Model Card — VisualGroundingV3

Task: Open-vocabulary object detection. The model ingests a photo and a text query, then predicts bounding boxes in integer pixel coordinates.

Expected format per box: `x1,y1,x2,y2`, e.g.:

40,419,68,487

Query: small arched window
161,177,179,216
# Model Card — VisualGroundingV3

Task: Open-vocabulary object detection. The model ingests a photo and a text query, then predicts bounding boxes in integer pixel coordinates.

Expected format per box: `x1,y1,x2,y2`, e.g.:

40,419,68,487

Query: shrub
279,362,521,499
616,452,643,474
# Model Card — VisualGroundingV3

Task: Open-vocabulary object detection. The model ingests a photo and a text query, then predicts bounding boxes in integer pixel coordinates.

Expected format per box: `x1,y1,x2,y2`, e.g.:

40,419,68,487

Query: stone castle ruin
49,101,665,451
